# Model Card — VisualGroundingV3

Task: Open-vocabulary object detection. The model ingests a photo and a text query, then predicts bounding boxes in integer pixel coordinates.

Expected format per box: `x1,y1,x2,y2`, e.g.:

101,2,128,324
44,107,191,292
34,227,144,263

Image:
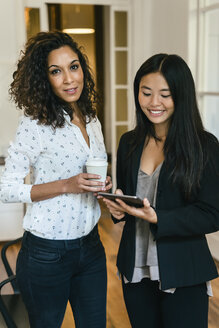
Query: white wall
130,0,153,78
150,0,189,60
129,0,189,125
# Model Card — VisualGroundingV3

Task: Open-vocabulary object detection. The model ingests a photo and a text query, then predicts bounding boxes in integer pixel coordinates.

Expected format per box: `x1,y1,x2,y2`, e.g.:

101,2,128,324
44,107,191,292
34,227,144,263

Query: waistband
22,225,99,250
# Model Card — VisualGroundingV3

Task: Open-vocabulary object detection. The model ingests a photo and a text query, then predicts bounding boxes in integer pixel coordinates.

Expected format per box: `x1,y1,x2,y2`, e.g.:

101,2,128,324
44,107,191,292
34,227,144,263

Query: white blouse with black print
0,113,107,240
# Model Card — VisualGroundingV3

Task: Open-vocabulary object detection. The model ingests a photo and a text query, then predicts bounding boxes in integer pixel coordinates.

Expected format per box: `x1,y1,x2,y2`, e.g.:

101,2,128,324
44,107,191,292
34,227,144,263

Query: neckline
139,162,163,177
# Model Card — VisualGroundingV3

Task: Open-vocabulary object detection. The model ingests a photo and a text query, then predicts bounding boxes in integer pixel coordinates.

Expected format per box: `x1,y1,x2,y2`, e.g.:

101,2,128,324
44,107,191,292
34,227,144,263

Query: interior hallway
0,201,218,327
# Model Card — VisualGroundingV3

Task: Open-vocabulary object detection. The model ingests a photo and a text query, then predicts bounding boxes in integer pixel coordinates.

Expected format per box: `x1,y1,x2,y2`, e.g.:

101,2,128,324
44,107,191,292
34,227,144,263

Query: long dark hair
132,53,218,199
9,31,97,128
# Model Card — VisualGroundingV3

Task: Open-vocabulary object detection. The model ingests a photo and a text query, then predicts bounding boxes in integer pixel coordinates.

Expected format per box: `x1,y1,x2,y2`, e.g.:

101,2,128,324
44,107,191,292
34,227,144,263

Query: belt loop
64,240,68,250
22,230,28,243
80,237,83,247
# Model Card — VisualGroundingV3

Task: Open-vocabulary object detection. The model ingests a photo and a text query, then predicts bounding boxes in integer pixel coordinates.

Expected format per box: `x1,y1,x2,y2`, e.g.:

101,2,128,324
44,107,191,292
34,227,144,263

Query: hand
103,189,157,223
64,173,106,194
105,176,113,191
115,197,157,223
102,189,126,220
93,176,112,196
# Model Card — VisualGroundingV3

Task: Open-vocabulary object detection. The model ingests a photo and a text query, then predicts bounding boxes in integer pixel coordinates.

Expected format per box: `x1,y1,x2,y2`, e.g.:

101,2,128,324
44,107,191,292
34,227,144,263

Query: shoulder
202,131,219,174
19,114,34,125
119,130,136,145
116,130,136,163
203,131,219,157
118,130,136,152
88,116,103,132
16,115,38,133
89,116,101,126
88,116,105,140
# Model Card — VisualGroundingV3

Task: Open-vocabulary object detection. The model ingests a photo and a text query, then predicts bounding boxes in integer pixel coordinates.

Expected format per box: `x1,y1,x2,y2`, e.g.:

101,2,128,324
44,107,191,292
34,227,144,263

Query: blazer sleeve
151,139,219,239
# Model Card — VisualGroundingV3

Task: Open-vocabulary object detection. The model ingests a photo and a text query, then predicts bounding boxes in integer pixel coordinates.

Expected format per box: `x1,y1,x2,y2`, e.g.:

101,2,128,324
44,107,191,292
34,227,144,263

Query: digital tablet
98,192,143,207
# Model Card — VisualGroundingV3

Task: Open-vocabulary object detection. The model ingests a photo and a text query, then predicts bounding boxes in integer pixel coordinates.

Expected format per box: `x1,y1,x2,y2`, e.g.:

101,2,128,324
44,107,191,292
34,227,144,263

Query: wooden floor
0,201,219,327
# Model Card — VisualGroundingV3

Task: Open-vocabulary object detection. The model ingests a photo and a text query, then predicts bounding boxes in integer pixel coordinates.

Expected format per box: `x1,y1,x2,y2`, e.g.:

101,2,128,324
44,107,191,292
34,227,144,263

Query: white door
107,5,132,188
24,0,49,33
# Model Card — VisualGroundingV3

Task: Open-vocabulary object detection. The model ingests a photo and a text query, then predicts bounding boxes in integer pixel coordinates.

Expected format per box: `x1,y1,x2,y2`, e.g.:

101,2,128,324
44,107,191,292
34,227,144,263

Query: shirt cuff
18,184,33,203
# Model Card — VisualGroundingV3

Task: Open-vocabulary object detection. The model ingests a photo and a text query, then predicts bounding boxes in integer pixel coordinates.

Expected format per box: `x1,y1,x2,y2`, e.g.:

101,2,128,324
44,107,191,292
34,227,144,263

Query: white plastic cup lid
86,158,108,166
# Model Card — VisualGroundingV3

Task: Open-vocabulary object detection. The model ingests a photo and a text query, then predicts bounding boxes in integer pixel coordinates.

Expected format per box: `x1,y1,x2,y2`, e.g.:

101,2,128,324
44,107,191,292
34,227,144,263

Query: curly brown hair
9,31,97,128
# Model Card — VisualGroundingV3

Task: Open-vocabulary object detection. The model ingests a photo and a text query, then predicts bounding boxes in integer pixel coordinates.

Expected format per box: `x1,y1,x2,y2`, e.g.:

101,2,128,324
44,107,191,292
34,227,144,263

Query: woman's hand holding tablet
98,192,143,207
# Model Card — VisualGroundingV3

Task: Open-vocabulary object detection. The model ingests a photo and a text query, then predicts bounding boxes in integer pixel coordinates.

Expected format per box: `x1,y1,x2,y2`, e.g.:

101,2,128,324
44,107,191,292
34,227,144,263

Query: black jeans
122,277,209,328
16,225,107,328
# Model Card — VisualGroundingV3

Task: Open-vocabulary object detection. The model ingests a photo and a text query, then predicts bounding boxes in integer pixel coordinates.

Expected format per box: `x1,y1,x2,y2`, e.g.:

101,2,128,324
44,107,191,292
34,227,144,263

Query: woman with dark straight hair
0,31,112,328
102,53,219,328
133,54,207,199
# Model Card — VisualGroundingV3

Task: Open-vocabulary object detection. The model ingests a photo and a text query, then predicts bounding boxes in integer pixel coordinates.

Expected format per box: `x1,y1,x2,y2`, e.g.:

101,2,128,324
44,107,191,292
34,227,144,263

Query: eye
49,69,60,75
70,64,79,71
143,92,151,97
161,94,171,98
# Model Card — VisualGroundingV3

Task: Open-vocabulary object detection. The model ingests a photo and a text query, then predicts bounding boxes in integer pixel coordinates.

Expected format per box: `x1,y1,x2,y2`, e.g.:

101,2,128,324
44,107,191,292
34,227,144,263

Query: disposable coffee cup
85,158,108,183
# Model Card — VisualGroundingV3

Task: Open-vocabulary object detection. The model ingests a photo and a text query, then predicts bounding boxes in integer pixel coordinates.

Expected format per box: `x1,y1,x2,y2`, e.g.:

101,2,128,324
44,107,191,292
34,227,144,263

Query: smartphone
98,192,143,207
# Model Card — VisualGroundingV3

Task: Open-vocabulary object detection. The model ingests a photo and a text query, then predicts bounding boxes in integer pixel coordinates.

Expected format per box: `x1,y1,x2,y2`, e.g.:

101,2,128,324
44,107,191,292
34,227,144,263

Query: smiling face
138,72,174,134
47,45,84,105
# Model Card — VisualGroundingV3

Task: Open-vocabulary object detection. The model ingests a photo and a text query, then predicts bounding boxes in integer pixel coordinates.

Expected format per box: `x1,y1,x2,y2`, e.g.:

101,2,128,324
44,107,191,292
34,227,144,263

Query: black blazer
114,130,219,290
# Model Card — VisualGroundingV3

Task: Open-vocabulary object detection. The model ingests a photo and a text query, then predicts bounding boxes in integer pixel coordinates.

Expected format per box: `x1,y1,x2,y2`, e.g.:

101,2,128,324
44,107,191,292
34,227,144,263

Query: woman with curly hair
102,53,219,328
0,31,112,328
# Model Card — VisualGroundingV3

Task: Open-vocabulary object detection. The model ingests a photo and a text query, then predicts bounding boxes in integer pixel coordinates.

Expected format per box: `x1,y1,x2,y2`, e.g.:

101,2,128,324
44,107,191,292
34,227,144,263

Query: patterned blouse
0,113,107,240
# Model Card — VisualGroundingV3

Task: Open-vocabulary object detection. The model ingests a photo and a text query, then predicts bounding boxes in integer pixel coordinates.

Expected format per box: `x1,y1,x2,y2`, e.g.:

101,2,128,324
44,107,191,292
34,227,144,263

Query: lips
64,87,77,94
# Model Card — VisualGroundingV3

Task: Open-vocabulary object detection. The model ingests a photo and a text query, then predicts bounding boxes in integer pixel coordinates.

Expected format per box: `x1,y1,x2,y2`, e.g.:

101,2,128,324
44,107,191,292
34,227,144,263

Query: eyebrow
141,86,170,92
48,59,79,69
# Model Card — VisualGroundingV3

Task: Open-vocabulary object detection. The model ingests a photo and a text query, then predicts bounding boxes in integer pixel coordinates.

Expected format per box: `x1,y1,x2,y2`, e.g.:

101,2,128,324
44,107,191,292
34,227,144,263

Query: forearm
30,179,68,202
30,172,108,202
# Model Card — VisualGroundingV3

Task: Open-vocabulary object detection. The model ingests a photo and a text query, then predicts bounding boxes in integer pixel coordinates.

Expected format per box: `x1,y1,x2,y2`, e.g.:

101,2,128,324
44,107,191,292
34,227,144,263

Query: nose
150,94,161,107
63,70,73,84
